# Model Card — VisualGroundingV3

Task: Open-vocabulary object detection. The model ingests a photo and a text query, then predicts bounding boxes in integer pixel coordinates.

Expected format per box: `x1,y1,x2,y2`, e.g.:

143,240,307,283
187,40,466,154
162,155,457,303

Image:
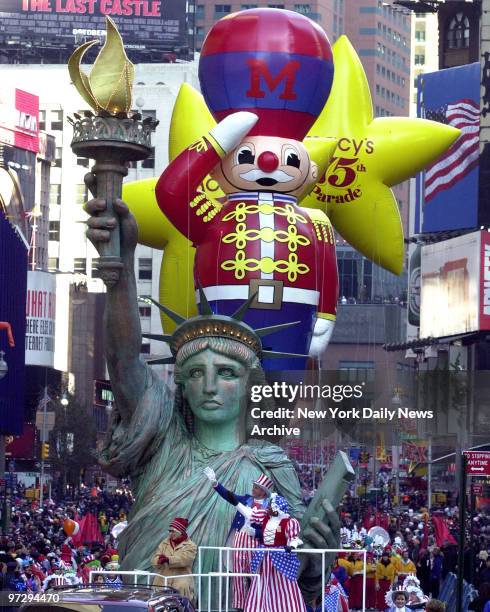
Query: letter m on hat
246,59,300,100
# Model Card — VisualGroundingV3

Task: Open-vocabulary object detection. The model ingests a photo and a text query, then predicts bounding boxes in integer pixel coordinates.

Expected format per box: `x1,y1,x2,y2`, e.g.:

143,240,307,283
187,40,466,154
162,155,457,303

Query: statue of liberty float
67,9,458,609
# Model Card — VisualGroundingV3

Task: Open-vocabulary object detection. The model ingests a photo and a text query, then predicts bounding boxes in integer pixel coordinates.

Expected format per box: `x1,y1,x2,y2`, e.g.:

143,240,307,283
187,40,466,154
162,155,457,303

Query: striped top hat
199,8,334,140
253,473,274,495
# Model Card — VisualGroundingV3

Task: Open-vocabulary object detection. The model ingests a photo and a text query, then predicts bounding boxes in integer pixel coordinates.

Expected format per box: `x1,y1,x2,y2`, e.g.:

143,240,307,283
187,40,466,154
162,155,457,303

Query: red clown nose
257,151,279,173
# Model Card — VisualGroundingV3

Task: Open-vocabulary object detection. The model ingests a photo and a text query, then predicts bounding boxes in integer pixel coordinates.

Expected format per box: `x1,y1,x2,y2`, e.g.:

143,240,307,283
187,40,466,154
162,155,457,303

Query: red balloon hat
198,8,334,140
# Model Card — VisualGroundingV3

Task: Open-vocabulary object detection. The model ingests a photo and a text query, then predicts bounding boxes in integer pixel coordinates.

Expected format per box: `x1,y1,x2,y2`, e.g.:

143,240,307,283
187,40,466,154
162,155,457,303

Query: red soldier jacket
156,135,338,321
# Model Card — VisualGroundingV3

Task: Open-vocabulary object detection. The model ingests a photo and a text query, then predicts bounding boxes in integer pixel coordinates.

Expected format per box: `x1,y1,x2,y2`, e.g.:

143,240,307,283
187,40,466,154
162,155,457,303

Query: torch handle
92,159,128,286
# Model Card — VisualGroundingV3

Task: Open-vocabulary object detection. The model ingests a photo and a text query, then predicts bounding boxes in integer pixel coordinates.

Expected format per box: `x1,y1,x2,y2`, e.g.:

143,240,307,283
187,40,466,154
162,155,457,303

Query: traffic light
41,443,49,460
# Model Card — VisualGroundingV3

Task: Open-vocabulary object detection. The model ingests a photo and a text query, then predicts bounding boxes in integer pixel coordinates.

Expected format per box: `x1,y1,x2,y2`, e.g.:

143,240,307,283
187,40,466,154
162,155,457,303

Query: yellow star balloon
302,35,460,274
122,34,459,329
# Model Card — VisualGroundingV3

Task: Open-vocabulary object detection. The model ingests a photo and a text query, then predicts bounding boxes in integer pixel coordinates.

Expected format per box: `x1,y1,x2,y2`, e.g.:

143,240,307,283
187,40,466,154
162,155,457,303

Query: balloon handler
155,9,338,370
204,467,273,610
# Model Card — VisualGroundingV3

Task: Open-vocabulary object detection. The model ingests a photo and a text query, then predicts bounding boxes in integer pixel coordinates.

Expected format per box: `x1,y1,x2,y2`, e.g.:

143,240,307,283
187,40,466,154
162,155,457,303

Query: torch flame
68,17,134,114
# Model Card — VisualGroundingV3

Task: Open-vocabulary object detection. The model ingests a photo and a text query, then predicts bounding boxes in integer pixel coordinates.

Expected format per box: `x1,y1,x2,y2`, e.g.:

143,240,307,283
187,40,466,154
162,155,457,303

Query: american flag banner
424,98,480,202
416,63,480,234
323,577,349,612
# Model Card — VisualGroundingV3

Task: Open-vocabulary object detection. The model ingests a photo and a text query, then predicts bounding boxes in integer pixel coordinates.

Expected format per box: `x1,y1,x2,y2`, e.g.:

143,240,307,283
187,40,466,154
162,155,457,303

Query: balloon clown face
211,136,318,197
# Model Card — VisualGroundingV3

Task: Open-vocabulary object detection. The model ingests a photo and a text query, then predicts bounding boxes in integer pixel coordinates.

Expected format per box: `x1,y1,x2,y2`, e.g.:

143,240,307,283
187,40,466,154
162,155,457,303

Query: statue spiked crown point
138,294,307,364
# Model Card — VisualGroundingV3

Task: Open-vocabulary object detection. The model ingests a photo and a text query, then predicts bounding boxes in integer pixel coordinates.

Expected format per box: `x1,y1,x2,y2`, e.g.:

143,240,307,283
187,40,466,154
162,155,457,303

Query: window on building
48,257,59,272
196,3,204,18
447,12,470,49
214,4,231,14
138,258,152,280
140,343,151,354
141,146,155,169
268,4,284,7
92,259,100,278
50,109,63,131
75,184,88,206
339,361,375,383
241,3,258,7
74,258,86,274
49,184,61,207
39,110,46,131
54,146,62,168
196,25,204,48
415,29,426,42
139,305,151,318
414,54,425,65
48,220,60,241
294,3,310,13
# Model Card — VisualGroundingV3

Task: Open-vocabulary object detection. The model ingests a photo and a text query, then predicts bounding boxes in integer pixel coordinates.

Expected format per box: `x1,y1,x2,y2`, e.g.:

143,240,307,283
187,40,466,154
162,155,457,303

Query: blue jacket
214,482,268,534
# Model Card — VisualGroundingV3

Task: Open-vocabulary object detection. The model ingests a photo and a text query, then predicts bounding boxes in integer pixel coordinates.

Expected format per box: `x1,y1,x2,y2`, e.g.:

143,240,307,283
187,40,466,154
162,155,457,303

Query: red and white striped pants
244,553,306,612
232,529,259,609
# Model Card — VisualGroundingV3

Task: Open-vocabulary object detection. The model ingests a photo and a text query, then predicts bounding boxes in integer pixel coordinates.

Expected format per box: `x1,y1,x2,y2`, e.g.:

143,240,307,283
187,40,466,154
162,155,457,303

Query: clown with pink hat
156,8,337,370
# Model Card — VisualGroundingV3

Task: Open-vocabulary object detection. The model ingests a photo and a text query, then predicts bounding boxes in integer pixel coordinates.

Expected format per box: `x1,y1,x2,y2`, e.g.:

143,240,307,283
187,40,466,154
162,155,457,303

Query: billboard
420,231,490,338
0,0,192,63
416,63,480,234
0,211,28,435
25,271,56,367
0,88,39,153
481,231,490,330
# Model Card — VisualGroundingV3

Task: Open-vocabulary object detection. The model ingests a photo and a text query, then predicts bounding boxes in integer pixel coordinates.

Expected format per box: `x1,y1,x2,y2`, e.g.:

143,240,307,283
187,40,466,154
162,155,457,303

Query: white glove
203,467,217,486
308,317,335,361
243,525,256,537
209,112,258,155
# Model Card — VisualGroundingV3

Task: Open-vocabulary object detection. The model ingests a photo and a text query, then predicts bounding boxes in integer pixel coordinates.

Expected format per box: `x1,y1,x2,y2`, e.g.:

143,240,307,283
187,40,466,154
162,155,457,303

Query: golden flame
68,17,134,114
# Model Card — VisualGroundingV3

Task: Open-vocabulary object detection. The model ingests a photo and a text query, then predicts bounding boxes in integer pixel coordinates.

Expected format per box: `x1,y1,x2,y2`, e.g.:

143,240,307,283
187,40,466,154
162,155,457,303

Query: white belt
196,284,319,306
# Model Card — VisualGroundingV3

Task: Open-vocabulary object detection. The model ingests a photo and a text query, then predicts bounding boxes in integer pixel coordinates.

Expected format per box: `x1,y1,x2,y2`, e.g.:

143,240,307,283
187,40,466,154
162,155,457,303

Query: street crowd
0,480,489,611
0,488,131,593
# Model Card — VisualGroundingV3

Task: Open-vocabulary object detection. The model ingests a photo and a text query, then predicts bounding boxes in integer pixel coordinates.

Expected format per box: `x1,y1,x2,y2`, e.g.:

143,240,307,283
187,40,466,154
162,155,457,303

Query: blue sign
0,211,27,435
416,62,480,234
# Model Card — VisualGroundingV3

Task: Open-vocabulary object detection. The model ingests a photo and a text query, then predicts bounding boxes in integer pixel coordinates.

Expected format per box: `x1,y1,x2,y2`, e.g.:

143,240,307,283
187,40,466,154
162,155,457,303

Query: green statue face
180,348,249,424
